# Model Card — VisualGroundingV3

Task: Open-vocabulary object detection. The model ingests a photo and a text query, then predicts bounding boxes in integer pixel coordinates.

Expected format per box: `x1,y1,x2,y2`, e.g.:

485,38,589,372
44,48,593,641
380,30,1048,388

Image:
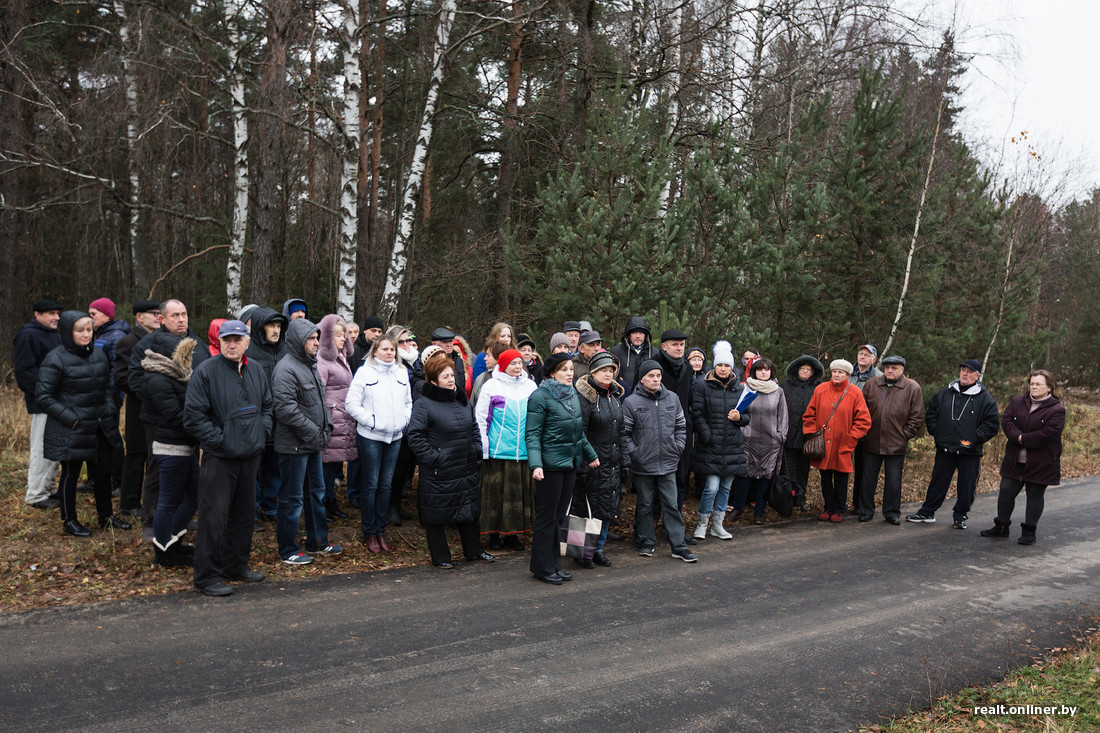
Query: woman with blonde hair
472,322,516,383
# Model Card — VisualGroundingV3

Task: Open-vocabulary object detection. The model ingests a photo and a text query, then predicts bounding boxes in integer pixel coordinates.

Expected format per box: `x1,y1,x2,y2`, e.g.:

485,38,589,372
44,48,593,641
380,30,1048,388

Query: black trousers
997,474,1047,527
530,468,576,579
141,429,161,524
783,447,811,503
850,444,866,510
424,521,483,564
919,451,981,519
820,469,849,515
194,453,260,589
860,452,905,520
58,431,113,523
389,437,416,513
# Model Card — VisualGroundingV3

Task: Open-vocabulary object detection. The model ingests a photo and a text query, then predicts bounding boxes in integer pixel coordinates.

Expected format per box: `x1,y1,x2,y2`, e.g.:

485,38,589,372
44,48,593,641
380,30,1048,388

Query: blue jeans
732,475,770,516
276,452,328,558
152,451,199,550
700,475,735,515
346,459,361,503
595,521,610,552
255,444,281,517
322,462,340,502
356,435,401,536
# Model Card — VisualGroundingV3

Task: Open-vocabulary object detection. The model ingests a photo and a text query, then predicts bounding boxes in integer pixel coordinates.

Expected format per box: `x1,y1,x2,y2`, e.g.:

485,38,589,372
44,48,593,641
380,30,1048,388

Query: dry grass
2,385,1100,612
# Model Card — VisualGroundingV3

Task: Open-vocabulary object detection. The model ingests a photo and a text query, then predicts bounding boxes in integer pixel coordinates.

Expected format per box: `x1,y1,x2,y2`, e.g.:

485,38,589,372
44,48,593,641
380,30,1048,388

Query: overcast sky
932,0,1100,201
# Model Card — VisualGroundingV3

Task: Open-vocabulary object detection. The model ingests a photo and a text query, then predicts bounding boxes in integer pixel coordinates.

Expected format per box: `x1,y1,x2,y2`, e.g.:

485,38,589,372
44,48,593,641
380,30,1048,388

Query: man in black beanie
351,315,384,372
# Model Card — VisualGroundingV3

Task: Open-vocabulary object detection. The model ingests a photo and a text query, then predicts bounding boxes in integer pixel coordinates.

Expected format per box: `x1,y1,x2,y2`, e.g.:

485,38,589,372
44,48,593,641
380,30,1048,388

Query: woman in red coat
981,370,1065,545
802,359,872,523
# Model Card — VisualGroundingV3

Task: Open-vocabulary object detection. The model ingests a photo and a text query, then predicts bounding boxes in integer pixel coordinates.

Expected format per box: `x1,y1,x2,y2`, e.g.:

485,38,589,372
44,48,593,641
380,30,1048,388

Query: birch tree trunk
113,0,144,292
378,0,456,320
657,0,684,216
224,0,250,314
335,0,361,318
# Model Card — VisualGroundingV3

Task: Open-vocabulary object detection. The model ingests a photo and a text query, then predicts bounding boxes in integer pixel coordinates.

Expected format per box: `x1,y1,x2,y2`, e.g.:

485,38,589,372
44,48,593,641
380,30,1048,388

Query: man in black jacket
14,299,62,509
184,320,272,597
907,360,1000,529
113,299,161,517
610,316,655,395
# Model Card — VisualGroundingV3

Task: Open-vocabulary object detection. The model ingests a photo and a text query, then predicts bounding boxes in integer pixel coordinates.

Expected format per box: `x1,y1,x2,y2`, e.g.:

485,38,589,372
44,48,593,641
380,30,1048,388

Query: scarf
540,379,577,414
746,376,778,394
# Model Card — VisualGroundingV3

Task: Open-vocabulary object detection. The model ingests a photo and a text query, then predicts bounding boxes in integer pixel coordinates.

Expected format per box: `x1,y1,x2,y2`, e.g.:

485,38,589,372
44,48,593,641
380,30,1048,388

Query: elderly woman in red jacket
802,359,872,523
981,370,1065,546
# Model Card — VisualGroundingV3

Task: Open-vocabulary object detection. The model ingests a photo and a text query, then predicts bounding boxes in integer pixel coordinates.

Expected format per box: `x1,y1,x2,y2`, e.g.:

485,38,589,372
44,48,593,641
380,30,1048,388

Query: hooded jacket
802,378,872,473
272,319,334,454
621,383,686,476
35,311,122,462
1000,393,1065,486
925,379,1000,456
93,318,130,391
244,307,287,382
475,368,537,461
113,321,150,446
183,351,272,460
13,318,61,413
139,337,198,446
780,355,824,450
316,314,358,463
407,381,482,526
862,374,924,455
525,381,598,471
609,316,655,391
691,370,751,478
345,356,412,444
573,375,625,520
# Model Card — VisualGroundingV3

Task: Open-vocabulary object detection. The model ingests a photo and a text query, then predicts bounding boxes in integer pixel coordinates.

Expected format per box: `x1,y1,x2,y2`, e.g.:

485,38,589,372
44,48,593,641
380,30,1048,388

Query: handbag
559,495,603,562
802,384,850,460
767,473,797,518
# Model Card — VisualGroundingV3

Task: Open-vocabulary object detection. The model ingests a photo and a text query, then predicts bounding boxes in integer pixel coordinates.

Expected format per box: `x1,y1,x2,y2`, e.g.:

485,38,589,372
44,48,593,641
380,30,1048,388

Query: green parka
525,382,598,471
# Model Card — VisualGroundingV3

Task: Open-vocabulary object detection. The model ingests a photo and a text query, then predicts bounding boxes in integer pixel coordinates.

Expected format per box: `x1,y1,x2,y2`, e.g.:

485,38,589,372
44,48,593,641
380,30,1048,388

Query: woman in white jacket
474,349,537,551
346,336,412,553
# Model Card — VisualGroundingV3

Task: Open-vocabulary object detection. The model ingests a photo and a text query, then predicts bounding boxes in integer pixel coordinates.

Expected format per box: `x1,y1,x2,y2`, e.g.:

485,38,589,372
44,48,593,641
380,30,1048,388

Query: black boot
154,546,193,567
1018,523,1037,545
980,518,1010,538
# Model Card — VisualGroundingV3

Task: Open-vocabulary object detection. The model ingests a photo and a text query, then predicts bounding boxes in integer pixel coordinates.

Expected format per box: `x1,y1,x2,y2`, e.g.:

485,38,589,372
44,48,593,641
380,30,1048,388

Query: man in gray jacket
272,319,338,565
621,360,697,562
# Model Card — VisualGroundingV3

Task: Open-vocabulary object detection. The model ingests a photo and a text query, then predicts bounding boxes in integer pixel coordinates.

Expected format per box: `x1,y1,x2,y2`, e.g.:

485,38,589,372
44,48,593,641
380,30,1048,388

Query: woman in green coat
525,353,599,585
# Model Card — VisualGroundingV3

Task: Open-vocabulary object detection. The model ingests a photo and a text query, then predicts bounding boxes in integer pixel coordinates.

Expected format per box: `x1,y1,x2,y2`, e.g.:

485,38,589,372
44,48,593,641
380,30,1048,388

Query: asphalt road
3,478,1099,732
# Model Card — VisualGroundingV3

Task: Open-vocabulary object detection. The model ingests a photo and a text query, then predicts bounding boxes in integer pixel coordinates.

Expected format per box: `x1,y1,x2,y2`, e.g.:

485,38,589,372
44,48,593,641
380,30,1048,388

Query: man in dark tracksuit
184,320,273,597
907,359,1000,529
112,299,161,517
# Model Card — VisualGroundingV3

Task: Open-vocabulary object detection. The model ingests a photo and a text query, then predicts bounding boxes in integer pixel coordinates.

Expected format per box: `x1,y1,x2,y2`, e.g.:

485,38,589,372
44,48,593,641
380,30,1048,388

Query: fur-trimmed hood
785,354,824,382
318,314,353,363
576,374,624,404
141,337,196,383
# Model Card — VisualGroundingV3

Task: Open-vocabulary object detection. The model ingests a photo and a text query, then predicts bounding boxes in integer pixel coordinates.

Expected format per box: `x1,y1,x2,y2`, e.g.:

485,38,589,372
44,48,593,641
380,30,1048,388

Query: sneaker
671,548,698,563
282,552,314,565
638,546,655,557
307,542,343,555
906,514,935,523
953,518,967,530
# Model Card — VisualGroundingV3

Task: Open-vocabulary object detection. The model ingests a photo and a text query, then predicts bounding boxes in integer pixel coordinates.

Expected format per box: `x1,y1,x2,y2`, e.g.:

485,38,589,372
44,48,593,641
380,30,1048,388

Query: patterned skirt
479,458,533,535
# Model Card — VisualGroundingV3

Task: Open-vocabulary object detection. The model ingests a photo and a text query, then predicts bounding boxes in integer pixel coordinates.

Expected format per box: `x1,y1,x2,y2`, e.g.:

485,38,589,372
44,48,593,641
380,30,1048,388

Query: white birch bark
336,0,361,319
113,0,143,289
378,0,455,320
224,0,249,315
657,0,684,216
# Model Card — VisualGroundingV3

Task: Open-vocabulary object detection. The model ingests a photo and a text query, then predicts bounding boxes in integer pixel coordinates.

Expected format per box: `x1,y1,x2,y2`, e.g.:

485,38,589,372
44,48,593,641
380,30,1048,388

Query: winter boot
1018,523,1037,545
154,546,192,568
980,518,1010,538
693,513,709,541
710,511,733,540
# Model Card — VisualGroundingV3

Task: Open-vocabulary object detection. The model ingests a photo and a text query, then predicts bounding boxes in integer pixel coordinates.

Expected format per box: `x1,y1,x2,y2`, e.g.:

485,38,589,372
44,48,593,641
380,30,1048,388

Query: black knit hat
363,315,384,330
542,352,573,377
638,359,662,379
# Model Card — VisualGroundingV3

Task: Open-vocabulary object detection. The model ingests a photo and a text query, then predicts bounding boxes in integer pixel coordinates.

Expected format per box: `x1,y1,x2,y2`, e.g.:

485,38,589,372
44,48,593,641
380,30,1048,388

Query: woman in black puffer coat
406,353,492,568
35,311,130,537
572,351,624,568
779,354,823,510
690,341,750,540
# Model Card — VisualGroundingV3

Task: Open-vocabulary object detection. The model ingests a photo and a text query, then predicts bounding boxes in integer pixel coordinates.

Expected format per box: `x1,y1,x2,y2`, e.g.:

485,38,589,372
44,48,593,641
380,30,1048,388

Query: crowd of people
11,298,1068,594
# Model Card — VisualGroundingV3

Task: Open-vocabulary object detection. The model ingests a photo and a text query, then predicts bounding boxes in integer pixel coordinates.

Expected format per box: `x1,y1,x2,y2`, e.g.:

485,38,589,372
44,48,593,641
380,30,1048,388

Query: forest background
3,0,1100,391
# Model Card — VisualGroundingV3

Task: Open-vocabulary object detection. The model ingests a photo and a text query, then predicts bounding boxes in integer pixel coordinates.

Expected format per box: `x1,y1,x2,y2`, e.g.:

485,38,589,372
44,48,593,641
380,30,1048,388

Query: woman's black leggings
59,432,113,523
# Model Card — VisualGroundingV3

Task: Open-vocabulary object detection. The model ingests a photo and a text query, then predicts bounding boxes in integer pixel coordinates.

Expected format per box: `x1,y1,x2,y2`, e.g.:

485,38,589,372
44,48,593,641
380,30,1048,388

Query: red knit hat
89,297,115,319
496,348,522,372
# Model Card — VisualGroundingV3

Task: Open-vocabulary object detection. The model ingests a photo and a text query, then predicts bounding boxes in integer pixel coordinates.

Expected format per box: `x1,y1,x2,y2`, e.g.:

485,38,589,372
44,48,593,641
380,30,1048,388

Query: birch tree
113,0,144,291
378,0,456,320
224,0,250,314
656,0,685,215
335,0,361,318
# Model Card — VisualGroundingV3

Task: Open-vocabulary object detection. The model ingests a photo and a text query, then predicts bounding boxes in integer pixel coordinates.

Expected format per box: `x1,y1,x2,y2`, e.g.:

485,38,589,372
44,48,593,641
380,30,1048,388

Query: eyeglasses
398,339,414,345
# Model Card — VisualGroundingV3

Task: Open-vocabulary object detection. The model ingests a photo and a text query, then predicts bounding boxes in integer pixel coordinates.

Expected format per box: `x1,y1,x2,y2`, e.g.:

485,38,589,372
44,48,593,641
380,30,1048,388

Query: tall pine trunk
378,0,456,320
224,0,250,314
336,0,361,318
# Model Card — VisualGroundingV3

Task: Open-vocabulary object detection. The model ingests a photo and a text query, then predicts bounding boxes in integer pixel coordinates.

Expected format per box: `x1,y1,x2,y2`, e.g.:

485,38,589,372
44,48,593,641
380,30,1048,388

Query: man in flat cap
573,330,603,380
858,355,924,524
907,359,1000,529
14,299,62,508
113,299,163,517
654,328,697,515
563,321,582,356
